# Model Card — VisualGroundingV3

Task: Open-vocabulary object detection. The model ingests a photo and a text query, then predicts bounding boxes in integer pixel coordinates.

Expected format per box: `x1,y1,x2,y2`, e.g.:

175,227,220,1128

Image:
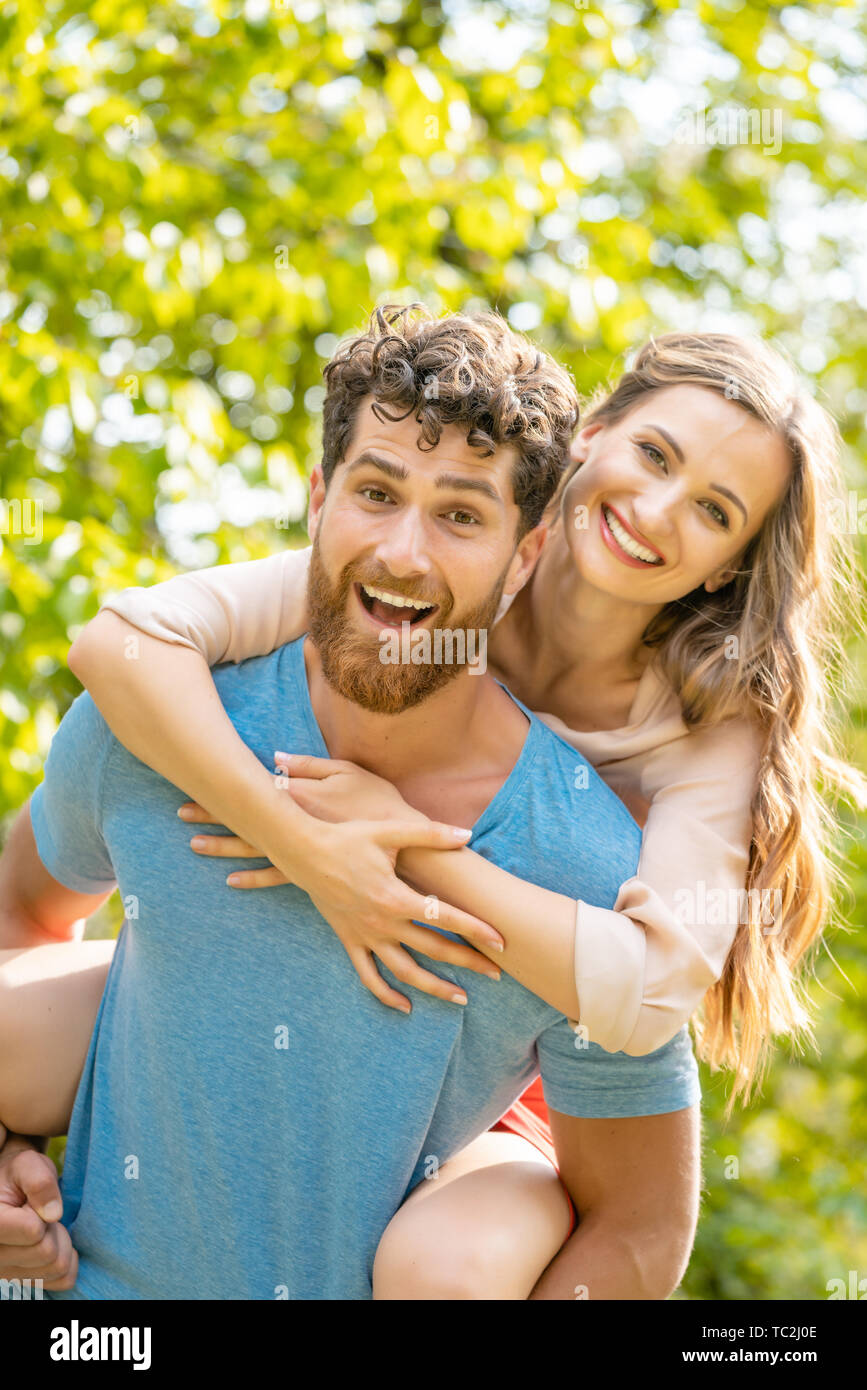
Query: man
0,306,700,1299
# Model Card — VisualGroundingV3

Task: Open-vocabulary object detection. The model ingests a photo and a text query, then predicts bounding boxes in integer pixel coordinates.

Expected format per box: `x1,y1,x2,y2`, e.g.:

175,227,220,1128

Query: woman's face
560,383,793,603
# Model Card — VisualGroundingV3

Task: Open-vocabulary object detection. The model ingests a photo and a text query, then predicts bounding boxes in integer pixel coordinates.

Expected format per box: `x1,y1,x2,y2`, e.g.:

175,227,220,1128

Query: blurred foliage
2,0,867,1299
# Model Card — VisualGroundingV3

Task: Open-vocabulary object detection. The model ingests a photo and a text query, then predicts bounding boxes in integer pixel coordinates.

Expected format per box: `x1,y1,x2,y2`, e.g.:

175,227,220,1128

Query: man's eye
360,487,392,503
446,510,479,526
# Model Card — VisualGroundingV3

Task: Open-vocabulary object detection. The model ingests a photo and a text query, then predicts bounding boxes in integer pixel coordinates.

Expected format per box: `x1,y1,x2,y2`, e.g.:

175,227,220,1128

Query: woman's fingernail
486,970,502,981
489,939,505,952
451,993,468,1005
398,1002,411,1014
226,875,240,886
453,827,472,838
190,837,207,849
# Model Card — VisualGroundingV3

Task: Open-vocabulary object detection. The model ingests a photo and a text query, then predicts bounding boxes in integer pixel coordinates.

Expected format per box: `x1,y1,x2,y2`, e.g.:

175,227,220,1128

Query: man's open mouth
356,582,440,628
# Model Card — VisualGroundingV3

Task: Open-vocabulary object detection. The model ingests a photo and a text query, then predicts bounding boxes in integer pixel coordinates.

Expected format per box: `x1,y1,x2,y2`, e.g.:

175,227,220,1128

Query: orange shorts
489,1075,577,1240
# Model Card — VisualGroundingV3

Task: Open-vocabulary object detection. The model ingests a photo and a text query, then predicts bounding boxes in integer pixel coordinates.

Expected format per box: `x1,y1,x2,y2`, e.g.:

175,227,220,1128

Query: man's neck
303,637,527,797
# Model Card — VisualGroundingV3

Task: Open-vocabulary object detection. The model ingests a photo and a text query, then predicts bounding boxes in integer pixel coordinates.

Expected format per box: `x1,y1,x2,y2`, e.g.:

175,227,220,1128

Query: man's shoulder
209,634,306,712
479,689,642,909
507,692,642,838
211,634,306,686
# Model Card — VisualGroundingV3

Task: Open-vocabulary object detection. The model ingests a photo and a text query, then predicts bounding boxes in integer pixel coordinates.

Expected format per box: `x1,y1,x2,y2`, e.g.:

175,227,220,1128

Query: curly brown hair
321,303,579,536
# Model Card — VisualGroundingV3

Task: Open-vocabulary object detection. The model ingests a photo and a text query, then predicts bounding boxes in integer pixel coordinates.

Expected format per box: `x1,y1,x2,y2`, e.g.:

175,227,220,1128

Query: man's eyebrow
645,424,749,526
345,452,503,506
345,452,408,482
434,472,503,506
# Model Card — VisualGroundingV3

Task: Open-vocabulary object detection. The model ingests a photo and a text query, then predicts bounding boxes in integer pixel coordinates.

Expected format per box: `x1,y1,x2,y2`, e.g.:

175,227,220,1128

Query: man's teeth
362,584,433,611
602,506,662,564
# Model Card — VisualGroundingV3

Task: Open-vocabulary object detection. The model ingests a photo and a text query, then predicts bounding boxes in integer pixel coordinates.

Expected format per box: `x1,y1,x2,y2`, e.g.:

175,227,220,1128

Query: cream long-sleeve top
101,546,765,1057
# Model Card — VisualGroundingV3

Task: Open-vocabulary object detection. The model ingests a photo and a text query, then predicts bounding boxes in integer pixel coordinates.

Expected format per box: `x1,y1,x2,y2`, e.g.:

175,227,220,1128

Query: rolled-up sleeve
99,546,313,666
572,714,765,1056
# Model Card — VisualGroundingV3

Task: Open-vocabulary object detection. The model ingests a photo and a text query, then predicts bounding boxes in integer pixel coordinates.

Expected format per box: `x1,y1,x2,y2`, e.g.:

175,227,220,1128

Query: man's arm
0,1126,79,1290
530,1103,701,1300
0,801,116,1135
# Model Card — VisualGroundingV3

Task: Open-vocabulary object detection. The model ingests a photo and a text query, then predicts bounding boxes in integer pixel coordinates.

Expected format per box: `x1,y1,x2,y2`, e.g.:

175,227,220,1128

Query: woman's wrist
251,779,328,887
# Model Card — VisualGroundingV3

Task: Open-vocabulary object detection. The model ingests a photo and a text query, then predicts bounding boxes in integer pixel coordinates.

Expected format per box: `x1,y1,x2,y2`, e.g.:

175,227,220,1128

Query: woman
7,315,867,1297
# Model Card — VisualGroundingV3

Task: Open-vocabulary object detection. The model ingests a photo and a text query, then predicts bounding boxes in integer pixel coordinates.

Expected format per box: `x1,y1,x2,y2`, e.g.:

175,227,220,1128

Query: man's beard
307,535,508,714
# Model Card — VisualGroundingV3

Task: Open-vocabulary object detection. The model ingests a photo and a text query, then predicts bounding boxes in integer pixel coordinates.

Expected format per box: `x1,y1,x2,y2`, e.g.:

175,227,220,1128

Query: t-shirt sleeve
99,547,312,667
536,1014,700,1119
29,692,117,894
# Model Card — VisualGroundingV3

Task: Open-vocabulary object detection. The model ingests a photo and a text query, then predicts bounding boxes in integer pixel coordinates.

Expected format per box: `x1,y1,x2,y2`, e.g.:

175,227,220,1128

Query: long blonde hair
569,333,867,1116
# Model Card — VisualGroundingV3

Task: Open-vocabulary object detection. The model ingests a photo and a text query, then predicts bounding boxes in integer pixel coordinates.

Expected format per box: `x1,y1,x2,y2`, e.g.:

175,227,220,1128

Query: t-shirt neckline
289,636,544,837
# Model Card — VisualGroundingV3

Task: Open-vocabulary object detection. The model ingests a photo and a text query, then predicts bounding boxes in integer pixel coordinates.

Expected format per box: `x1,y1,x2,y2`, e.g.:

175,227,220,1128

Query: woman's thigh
372,1130,574,1301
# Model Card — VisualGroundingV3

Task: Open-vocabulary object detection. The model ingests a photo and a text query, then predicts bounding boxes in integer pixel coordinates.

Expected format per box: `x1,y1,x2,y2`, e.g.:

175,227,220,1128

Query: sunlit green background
2,0,866,1299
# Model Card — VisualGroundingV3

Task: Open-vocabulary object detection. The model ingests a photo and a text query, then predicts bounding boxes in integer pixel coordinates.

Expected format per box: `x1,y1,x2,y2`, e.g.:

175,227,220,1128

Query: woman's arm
67,560,505,1011
398,714,765,1053
166,705,761,1048
191,752,598,1020
74,553,762,1048
68,549,333,894
95,548,314,667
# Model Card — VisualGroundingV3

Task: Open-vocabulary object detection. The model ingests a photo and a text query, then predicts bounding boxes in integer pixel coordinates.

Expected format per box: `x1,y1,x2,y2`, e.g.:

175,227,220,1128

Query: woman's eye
640,443,729,528
703,501,730,528
640,442,667,470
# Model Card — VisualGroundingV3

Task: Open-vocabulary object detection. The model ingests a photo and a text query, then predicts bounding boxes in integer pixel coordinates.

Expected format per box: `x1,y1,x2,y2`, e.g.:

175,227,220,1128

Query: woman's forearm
397,845,581,1019
68,611,321,884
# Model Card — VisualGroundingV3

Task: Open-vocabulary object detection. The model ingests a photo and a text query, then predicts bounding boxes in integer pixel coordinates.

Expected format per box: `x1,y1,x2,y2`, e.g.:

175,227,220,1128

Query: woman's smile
599,503,666,568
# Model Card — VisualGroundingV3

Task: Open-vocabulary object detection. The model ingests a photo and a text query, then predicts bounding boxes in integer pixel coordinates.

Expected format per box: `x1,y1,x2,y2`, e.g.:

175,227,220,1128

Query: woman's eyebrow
645,424,748,525
646,424,685,464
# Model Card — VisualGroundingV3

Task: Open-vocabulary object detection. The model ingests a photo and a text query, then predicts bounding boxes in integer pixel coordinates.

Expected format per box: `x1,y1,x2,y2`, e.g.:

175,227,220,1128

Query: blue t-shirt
31,636,699,1300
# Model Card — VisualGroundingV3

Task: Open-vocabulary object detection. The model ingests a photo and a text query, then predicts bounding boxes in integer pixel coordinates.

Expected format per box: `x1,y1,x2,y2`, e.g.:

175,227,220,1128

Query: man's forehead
348,397,519,483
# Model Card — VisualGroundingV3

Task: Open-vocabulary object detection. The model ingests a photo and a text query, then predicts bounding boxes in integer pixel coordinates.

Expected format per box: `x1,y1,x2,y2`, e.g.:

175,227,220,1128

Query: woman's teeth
602,506,662,565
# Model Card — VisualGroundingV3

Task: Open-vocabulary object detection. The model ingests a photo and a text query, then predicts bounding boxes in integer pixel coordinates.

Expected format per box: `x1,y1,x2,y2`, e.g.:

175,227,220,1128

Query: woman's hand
179,755,505,1014
271,751,423,825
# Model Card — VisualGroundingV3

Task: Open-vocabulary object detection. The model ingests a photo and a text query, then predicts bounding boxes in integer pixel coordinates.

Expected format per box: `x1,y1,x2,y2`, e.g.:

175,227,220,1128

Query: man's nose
373,507,433,580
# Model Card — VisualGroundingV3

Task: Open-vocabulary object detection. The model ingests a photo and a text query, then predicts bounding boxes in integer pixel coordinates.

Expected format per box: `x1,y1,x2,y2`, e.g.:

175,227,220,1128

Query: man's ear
307,465,326,541
503,522,548,598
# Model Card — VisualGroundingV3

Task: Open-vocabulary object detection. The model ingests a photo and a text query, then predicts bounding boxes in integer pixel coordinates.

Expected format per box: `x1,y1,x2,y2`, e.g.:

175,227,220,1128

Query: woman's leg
372,1130,574,1300
0,940,115,1136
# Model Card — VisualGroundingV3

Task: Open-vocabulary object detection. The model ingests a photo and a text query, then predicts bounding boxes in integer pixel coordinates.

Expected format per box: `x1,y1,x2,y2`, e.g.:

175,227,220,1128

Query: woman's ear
705,545,748,592
568,419,606,467
705,567,736,593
